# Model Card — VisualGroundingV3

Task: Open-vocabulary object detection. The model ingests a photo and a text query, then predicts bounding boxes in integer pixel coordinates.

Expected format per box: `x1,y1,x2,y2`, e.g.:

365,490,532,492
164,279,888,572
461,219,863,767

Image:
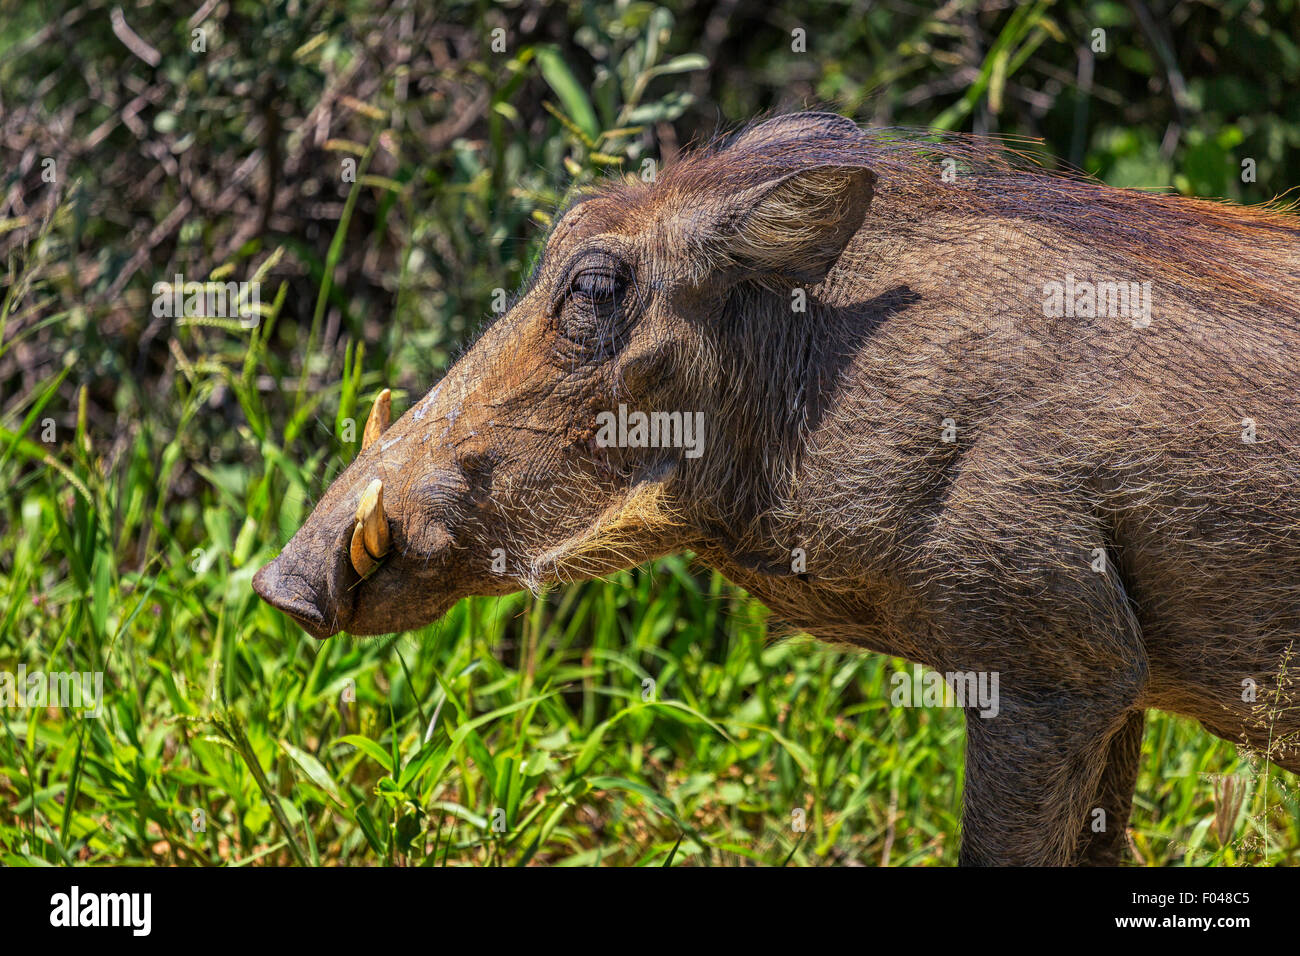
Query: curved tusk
350,522,378,578
349,479,390,576
348,478,390,578
361,388,391,452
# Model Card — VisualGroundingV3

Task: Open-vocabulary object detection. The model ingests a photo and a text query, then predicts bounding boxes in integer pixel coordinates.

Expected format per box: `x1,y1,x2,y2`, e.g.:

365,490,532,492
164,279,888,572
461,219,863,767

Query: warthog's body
255,112,1300,865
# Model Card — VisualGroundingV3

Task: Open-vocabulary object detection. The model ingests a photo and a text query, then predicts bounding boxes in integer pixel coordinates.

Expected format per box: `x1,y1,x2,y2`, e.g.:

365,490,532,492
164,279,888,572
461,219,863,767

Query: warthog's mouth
251,518,359,641
255,467,681,642
254,389,413,640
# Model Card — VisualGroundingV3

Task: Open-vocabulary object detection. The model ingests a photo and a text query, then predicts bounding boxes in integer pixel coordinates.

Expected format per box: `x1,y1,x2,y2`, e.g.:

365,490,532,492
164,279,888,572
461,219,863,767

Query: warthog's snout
253,389,402,639
253,462,465,639
255,383,493,638
252,543,352,640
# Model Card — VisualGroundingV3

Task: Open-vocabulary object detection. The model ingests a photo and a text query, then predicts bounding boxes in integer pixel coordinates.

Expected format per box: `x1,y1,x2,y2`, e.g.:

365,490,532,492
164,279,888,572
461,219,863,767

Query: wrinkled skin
255,112,1300,865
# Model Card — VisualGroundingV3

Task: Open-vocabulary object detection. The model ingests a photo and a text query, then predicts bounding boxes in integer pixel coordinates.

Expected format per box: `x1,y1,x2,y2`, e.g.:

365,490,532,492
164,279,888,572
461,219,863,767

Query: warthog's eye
555,255,634,359
569,268,627,319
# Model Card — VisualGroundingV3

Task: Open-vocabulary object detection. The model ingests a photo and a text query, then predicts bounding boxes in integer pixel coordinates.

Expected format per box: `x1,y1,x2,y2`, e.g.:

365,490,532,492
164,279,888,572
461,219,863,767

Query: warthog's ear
725,111,866,153
685,112,875,286
711,162,876,286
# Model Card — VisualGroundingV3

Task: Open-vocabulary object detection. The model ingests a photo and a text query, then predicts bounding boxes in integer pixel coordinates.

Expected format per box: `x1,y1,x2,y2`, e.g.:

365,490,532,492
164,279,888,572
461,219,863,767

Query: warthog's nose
252,552,347,640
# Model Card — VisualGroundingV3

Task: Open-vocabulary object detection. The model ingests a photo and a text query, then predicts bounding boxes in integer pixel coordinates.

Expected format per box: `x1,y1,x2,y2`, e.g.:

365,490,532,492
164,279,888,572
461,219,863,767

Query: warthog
254,111,1300,865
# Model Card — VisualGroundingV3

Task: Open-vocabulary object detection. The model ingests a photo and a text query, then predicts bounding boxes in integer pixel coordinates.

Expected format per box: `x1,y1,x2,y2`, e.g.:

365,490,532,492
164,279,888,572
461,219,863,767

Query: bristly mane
639,117,1300,316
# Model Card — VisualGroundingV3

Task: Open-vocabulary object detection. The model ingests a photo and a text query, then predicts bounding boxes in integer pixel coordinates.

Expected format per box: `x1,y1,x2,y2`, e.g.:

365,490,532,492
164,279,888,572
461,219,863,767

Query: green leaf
354,805,386,856
536,46,599,142
281,740,345,806
336,734,394,773
646,53,708,78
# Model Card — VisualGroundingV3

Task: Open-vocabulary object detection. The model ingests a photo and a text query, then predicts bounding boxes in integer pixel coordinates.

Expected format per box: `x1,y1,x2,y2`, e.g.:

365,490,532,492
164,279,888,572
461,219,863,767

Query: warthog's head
253,112,874,638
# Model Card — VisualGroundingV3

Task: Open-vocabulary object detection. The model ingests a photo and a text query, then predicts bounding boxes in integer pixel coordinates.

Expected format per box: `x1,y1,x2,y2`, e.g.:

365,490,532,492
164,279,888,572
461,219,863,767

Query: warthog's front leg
919,450,1151,865
1076,710,1146,865
959,698,1141,866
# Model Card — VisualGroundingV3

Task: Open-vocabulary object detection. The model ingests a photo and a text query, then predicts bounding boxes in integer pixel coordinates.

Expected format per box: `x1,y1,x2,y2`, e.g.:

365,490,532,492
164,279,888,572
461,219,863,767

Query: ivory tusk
356,476,390,561
349,479,390,576
361,388,391,452
349,522,378,577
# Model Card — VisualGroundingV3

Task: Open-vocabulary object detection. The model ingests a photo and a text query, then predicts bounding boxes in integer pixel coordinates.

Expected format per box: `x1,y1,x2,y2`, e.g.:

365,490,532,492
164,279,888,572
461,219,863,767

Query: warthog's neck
680,278,966,661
